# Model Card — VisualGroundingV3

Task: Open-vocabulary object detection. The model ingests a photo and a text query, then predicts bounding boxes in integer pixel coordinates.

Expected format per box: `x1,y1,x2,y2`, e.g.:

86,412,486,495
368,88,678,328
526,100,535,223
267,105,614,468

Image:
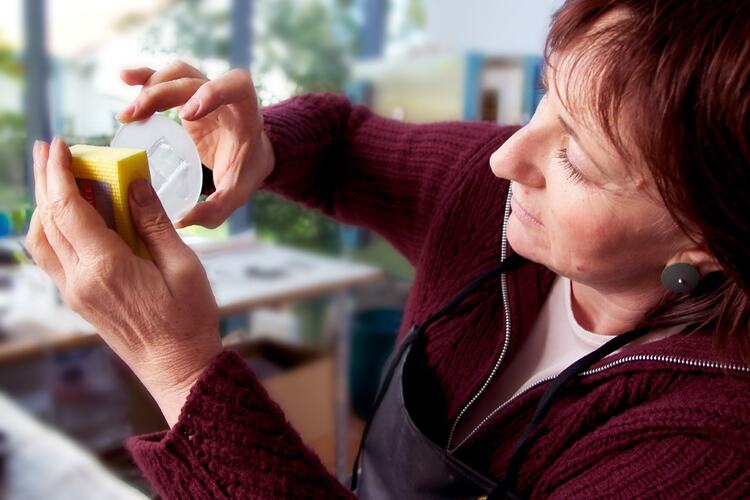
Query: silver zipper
446,182,515,450
446,180,750,453
448,375,554,453
448,353,749,453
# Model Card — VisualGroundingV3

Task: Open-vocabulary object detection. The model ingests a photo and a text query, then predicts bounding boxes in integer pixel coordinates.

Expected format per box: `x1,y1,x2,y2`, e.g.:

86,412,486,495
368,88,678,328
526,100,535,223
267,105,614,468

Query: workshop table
0,233,385,479
0,390,149,499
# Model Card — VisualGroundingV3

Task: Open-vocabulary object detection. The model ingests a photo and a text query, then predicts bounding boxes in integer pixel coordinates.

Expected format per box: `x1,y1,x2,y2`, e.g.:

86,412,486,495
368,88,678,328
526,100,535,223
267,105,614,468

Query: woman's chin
506,216,547,265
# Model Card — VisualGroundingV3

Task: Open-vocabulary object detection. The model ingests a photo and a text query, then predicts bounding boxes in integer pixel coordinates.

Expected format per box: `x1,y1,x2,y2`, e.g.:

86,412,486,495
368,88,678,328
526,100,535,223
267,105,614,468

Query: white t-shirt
494,275,684,405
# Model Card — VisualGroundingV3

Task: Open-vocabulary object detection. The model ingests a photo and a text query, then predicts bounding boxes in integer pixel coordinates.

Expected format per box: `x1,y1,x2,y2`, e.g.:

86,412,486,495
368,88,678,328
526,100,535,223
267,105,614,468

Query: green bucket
349,308,403,420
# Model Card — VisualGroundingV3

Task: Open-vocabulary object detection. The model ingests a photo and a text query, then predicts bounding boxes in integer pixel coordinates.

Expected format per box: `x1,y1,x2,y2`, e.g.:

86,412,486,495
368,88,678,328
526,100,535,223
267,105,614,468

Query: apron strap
489,323,658,499
350,251,529,492
416,252,528,334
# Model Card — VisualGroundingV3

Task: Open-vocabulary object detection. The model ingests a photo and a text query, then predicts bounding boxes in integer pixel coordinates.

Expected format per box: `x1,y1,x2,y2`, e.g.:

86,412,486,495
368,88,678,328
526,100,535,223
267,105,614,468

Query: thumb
174,189,236,229
129,179,191,268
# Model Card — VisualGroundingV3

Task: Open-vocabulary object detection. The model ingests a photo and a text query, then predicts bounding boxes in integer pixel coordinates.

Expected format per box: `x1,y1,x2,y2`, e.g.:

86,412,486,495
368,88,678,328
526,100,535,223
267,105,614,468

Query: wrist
137,339,223,428
253,130,276,186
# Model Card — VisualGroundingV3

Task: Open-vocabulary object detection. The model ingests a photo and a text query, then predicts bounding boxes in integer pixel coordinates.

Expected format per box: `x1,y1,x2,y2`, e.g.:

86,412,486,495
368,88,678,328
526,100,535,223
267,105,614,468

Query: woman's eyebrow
543,60,613,178
558,115,581,142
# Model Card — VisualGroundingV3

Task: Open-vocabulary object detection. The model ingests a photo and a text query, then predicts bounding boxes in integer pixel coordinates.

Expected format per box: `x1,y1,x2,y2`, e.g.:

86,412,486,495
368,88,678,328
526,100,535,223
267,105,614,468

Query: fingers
33,139,79,268
121,61,204,88
176,165,262,229
175,162,255,229
118,77,207,123
44,138,78,204
129,179,194,271
45,138,123,259
175,130,274,230
118,64,256,124
118,61,207,122
175,190,235,229
179,69,256,121
33,140,48,206
25,209,66,288
120,67,156,86
145,61,205,87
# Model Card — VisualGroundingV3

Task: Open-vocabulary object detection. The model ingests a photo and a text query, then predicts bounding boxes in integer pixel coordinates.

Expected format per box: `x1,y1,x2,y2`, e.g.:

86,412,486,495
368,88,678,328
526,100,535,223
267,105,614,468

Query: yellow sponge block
69,145,151,259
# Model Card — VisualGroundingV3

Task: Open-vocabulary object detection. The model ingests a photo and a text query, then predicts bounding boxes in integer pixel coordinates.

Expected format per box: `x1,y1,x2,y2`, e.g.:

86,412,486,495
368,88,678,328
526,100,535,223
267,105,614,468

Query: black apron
350,252,657,499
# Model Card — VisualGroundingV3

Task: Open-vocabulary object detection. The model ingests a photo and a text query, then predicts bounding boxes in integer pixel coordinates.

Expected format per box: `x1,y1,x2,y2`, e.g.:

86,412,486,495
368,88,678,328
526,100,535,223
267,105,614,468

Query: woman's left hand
26,138,223,427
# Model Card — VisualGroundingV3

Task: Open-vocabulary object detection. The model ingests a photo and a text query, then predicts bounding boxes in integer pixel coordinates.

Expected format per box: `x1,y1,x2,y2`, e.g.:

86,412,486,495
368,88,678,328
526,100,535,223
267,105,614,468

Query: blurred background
0,0,561,497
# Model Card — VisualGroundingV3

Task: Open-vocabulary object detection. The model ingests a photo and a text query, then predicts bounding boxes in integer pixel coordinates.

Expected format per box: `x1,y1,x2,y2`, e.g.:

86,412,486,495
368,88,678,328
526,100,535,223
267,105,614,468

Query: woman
27,0,750,498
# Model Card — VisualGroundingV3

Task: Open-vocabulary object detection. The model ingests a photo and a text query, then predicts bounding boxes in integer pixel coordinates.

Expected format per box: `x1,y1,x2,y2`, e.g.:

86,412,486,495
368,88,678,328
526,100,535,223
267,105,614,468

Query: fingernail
179,98,200,120
131,179,155,207
50,137,67,156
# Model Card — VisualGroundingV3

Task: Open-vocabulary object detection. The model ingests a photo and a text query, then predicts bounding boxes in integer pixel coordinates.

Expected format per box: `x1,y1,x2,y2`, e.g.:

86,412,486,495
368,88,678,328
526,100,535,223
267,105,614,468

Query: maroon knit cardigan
126,93,750,499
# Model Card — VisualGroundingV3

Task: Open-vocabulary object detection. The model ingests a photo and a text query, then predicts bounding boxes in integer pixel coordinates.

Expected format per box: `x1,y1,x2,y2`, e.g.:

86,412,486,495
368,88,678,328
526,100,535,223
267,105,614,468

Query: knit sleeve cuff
126,350,353,499
258,92,353,194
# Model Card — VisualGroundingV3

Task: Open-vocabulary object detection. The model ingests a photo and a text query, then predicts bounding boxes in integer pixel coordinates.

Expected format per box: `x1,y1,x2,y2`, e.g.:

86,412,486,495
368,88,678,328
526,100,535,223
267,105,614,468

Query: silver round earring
661,263,700,293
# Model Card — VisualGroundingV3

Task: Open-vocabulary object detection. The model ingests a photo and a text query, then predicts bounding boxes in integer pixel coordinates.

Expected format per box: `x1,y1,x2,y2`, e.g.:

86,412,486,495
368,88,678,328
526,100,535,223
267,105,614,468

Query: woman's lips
510,196,544,227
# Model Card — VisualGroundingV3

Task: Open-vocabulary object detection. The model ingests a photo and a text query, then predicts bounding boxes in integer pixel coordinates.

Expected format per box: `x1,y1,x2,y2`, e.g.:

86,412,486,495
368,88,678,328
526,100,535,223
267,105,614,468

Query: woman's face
490,53,691,295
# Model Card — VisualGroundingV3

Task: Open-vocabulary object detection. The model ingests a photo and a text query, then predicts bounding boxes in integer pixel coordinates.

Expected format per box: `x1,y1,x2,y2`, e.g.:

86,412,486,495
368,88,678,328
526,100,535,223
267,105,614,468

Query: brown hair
545,0,750,362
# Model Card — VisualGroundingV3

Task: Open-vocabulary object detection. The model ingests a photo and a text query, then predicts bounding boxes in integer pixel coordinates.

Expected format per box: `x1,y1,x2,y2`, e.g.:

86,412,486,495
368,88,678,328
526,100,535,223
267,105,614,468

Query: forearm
260,92,507,264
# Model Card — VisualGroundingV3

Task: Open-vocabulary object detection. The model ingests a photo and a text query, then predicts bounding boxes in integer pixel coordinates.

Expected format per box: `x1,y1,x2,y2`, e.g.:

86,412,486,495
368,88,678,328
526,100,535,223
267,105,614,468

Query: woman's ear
667,244,723,277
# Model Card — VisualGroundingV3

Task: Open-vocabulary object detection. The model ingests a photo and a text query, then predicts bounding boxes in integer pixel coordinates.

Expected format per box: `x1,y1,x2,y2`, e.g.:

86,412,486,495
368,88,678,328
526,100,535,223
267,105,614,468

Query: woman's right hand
118,61,275,229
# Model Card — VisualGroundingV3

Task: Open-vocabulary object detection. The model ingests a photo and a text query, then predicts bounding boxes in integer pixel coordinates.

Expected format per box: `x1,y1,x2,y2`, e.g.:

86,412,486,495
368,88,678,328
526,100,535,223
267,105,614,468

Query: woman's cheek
554,207,616,274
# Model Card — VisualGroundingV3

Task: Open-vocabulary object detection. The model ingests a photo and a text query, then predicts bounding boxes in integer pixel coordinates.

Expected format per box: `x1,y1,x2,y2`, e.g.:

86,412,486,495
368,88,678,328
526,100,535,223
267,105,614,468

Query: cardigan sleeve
126,99,519,498
126,350,355,500
259,92,508,265
534,429,750,499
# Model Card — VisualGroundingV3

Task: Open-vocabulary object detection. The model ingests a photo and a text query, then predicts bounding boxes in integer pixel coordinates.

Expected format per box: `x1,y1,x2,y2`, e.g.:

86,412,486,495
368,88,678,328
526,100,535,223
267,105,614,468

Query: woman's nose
489,127,546,189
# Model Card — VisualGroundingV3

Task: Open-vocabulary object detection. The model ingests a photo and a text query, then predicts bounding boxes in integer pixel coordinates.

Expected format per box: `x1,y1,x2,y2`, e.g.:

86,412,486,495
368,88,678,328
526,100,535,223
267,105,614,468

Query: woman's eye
554,147,586,184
